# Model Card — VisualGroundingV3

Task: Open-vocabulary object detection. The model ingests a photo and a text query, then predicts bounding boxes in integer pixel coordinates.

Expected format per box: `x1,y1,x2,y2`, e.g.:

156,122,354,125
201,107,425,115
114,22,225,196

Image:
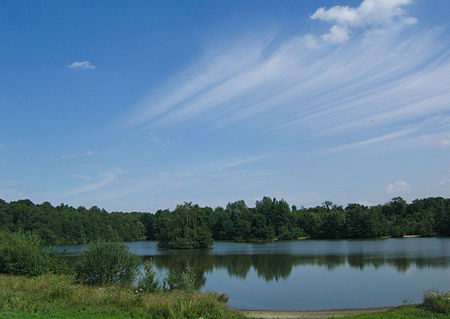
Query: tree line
0,196,448,246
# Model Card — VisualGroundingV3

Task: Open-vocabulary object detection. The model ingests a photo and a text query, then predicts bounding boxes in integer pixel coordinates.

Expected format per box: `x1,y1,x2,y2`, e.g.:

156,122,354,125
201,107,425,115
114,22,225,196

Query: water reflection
59,238,449,285
147,250,448,287
58,238,449,309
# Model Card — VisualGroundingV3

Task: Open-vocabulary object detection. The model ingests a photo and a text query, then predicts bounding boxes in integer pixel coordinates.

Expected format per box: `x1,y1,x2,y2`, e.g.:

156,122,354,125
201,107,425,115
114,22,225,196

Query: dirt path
237,307,392,318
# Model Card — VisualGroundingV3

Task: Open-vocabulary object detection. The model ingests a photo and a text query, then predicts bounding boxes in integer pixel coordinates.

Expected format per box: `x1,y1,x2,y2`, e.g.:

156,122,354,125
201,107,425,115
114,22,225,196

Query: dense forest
0,197,448,246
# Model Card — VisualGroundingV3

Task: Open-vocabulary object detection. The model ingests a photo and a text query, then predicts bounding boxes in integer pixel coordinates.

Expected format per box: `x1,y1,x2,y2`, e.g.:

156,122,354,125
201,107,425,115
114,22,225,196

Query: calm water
58,238,449,310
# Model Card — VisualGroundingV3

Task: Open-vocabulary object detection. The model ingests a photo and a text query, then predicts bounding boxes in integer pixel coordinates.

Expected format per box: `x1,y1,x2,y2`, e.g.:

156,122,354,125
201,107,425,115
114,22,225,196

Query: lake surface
58,238,449,310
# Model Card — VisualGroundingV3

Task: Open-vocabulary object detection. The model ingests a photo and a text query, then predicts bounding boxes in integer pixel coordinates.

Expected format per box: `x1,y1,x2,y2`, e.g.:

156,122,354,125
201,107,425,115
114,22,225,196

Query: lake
58,238,449,310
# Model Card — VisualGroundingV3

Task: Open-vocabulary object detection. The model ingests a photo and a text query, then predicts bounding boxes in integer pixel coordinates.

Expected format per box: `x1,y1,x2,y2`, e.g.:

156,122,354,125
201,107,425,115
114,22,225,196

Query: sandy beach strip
237,307,393,318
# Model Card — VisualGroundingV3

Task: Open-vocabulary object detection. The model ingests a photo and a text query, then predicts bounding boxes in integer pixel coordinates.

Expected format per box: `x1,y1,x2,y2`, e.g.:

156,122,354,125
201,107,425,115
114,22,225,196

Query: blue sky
1,0,449,212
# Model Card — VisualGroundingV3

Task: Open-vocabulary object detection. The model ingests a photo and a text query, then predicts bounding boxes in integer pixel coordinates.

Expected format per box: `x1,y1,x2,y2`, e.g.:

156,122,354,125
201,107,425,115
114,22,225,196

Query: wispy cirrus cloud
64,170,119,196
126,0,449,156
61,150,94,160
63,154,270,210
68,61,96,70
316,128,416,154
69,174,92,181
125,35,274,128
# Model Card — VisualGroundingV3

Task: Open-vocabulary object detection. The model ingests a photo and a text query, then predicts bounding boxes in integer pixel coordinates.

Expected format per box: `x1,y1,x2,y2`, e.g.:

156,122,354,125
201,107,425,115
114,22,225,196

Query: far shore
237,306,394,318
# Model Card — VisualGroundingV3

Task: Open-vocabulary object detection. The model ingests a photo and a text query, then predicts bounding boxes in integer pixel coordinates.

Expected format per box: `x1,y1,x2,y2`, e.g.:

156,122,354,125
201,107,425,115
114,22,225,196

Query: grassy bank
1,275,448,319
336,305,448,319
241,293,448,319
0,274,244,319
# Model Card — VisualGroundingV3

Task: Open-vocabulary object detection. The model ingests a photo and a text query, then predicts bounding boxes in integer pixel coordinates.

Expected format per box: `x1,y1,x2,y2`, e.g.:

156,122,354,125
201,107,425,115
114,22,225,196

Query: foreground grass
335,305,448,319
1,275,447,319
242,305,447,319
0,274,244,319
0,313,132,319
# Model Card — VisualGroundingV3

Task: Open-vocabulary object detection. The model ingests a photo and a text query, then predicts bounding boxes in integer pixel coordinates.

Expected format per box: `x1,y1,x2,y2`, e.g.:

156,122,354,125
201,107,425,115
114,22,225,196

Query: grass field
335,306,448,319
0,274,447,319
0,274,244,319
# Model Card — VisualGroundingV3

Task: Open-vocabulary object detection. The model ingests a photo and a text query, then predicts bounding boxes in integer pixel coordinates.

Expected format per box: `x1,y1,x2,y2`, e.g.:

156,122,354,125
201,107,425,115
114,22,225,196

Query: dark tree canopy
0,196,448,248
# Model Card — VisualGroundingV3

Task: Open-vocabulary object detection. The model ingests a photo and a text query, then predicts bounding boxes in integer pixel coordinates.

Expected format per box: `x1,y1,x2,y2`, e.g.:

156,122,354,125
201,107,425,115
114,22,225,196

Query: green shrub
165,263,196,293
423,290,449,314
137,259,160,292
0,231,53,276
74,242,140,285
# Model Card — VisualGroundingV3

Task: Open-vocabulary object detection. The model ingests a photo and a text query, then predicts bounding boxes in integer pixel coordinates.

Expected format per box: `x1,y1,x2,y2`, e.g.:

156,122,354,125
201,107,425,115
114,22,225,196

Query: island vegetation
0,196,448,248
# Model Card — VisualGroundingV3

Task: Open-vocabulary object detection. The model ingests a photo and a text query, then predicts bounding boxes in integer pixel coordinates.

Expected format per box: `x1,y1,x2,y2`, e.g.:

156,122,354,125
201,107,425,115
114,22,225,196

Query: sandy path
237,307,392,318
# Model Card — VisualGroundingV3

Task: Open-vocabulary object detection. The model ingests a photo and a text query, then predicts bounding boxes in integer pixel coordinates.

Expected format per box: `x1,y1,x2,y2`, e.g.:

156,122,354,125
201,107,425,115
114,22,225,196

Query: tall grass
0,274,243,319
423,290,449,314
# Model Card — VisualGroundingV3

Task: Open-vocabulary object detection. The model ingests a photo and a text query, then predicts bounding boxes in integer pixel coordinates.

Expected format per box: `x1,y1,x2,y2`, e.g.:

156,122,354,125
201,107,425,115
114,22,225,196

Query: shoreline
237,306,394,318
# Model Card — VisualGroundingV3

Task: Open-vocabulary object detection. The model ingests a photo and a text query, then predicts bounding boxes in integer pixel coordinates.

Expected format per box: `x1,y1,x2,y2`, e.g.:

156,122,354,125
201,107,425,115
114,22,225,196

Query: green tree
158,203,213,249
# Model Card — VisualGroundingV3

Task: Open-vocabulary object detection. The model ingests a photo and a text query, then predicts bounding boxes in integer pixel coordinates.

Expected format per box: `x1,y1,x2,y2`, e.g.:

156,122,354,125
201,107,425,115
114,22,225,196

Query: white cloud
61,150,94,160
321,25,350,44
357,201,373,207
128,31,448,135
303,34,322,50
402,17,418,25
310,0,413,27
125,0,449,157
385,180,410,194
68,61,96,70
310,0,416,46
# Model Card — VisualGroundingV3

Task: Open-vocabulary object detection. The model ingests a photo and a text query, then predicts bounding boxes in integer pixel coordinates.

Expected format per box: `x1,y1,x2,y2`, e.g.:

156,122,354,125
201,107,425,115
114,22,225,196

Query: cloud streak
316,128,416,154
61,150,94,160
124,0,449,162
64,171,118,196
68,61,96,70
59,154,271,211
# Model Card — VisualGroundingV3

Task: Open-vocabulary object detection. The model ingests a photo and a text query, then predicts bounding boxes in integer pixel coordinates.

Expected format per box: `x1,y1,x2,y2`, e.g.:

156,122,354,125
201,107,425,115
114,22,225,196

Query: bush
74,242,140,285
165,263,196,293
423,290,449,314
0,231,53,276
137,259,160,292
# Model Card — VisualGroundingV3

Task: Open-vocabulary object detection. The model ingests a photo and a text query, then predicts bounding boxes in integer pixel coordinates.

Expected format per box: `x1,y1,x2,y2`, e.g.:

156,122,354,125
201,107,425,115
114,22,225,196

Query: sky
0,0,449,212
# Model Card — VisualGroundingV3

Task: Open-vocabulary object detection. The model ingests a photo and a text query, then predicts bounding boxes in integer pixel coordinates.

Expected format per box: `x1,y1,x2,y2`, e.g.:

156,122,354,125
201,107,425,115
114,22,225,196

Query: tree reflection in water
146,249,448,289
